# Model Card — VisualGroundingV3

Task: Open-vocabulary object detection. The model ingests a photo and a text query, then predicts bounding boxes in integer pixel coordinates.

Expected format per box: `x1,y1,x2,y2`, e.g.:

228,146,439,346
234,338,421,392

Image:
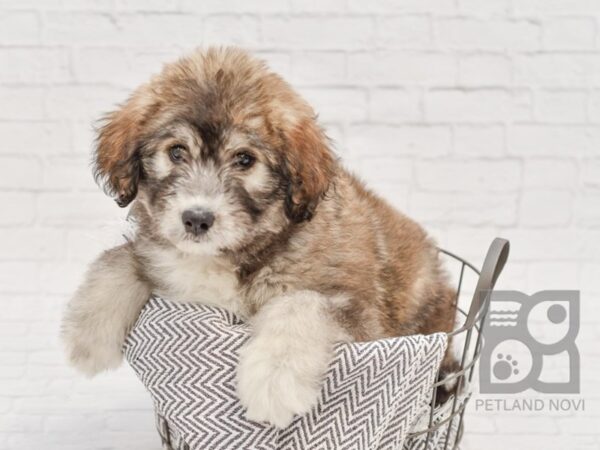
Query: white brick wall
0,1,598,448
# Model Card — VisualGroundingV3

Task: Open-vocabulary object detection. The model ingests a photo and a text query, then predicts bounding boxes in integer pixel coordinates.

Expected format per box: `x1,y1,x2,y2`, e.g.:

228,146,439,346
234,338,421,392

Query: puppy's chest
146,250,242,315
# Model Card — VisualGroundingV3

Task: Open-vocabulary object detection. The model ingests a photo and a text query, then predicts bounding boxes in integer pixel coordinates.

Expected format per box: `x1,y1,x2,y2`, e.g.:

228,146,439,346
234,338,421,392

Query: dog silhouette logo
479,290,580,394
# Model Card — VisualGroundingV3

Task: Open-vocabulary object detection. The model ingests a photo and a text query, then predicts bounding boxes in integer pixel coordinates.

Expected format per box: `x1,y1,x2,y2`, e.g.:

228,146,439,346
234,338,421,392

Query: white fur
156,164,250,256
236,290,348,428
152,151,172,179
61,246,151,376
243,162,270,192
140,244,241,314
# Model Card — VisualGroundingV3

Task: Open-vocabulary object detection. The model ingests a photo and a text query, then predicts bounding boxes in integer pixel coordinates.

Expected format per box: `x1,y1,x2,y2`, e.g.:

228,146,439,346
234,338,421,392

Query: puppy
61,47,457,428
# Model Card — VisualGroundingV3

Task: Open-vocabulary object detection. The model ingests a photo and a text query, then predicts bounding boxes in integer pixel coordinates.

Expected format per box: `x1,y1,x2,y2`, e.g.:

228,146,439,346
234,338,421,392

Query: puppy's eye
168,145,186,163
235,151,255,169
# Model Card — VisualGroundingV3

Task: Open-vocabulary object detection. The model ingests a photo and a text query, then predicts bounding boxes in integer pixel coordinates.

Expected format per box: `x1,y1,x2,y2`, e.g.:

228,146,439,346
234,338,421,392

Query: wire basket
154,238,510,450
404,238,510,450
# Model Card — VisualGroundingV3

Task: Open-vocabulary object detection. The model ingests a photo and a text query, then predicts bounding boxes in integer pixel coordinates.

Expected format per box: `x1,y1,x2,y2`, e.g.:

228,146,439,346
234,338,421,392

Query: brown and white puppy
61,47,457,428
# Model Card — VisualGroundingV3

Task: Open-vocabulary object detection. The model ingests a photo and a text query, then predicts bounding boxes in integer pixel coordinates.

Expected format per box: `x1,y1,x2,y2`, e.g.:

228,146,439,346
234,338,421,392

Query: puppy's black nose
182,209,215,236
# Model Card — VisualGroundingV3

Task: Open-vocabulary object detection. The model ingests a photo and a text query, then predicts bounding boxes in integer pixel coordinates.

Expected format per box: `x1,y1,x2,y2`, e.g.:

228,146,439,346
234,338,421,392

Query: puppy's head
94,47,335,256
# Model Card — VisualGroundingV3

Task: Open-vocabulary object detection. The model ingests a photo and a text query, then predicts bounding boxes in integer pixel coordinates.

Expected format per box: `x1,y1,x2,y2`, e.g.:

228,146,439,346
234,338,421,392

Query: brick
587,90,600,122
45,85,129,122
514,54,600,87
454,125,505,157
0,87,45,120
0,415,43,432
527,262,579,291
180,0,290,13
44,415,106,433
519,189,572,227
415,160,522,192
0,12,39,44
39,261,87,295
409,191,518,226
510,125,600,156
42,155,98,191
457,0,510,15
425,89,531,122
347,0,455,13
300,88,368,122
576,190,600,227
0,156,42,189
459,54,511,86
435,18,540,51
496,416,558,434
369,88,421,122
346,156,413,185
347,125,451,157
523,159,577,189
348,52,457,85
116,0,179,11
263,17,375,50
74,47,177,89
105,411,156,431
45,13,206,47
0,396,11,414
0,228,65,261
292,52,346,85
0,49,70,84
2,295,55,321
0,262,39,294
4,0,114,9
254,52,292,80
66,228,122,262
444,226,504,264
0,3,599,447
376,16,431,48
0,122,71,155
558,418,598,435
290,0,345,12
499,229,585,261
542,18,596,50
581,264,600,293
203,16,261,47
535,90,587,123
43,12,120,45
72,121,100,156
36,192,124,227
72,48,134,87
0,193,35,226
581,158,600,188
515,0,600,14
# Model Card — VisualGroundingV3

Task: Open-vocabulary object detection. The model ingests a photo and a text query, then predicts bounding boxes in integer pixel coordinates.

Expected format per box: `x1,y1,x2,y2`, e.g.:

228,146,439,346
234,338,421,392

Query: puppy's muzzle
182,209,215,236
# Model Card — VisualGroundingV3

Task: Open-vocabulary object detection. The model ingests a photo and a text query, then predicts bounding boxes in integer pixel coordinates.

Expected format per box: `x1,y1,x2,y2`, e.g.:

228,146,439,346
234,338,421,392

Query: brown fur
97,46,457,339
90,47,457,402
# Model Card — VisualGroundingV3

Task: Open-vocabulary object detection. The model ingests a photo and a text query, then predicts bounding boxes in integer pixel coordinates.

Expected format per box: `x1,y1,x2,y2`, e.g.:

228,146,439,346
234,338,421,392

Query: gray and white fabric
125,297,448,450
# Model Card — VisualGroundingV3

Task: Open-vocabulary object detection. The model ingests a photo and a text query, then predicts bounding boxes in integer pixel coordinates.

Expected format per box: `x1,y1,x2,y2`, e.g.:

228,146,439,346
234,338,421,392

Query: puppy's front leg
237,290,346,428
61,243,151,376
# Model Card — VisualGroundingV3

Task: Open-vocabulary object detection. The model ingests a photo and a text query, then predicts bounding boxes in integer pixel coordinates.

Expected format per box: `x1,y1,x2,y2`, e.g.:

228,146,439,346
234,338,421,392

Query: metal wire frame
154,239,510,450
406,238,510,450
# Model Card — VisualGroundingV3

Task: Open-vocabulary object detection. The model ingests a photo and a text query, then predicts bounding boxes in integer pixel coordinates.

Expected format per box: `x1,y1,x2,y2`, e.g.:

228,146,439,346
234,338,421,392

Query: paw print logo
493,354,519,380
480,290,579,394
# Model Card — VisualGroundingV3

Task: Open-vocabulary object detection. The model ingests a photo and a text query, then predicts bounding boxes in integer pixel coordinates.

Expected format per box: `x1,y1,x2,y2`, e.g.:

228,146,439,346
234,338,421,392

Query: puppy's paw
61,326,123,377
237,341,322,428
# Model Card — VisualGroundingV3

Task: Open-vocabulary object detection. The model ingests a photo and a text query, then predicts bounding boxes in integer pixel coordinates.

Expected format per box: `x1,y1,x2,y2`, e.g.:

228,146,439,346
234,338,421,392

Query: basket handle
464,237,510,329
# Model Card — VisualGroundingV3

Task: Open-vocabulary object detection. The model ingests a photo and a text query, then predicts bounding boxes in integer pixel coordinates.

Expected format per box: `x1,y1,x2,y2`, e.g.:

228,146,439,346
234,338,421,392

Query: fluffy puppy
61,47,457,428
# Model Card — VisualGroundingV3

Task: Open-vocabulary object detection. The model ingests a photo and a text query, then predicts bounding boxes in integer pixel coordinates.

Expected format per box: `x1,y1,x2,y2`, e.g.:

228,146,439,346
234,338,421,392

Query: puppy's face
94,48,335,257
135,120,285,256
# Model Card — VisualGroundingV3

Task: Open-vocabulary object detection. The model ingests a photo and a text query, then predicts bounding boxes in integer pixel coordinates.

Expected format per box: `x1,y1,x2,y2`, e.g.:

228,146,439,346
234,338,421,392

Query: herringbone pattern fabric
125,297,447,450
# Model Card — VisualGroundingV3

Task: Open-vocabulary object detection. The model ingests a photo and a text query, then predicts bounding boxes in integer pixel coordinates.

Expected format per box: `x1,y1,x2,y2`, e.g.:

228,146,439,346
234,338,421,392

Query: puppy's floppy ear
94,92,150,208
283,118,335,223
